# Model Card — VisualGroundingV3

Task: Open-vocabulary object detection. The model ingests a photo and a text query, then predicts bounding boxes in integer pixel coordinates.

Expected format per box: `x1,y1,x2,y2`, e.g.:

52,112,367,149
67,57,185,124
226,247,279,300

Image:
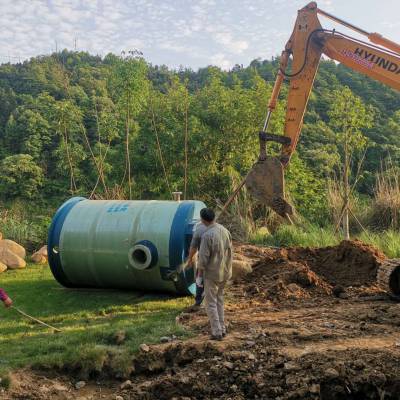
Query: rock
370,371,387,385
52,383,69,392
75,381,86,390
31,252,47,264
115,396,124,400
0,239,26,259
332,285,345,297
353,360,365,370
38,245,48,257
325,368,339,379
0,262,7,273
231,259,252,281
223,361,234,370
286,376,298,385
284,361,300,371
113,330,126,345
160,336,170,343
0,248,26,269
120,380,132,390
139,343,150,353
39,386,50,394
309,384,320,394
360,322,368,331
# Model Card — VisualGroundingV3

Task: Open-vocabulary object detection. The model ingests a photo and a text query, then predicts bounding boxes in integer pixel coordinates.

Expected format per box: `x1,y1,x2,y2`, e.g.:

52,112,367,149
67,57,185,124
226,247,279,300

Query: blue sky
0,0,399,69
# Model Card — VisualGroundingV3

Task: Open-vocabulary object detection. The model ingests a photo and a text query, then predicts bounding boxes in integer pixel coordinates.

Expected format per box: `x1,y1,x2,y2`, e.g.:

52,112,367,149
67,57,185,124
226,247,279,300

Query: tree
108,51,149,199
0,154,43,199
328,87,373,238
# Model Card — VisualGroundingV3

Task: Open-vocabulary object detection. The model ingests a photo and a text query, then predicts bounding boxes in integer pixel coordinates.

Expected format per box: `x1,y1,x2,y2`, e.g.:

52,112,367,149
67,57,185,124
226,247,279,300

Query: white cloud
214,31,248,54
210,53,233,70
0,0,396,70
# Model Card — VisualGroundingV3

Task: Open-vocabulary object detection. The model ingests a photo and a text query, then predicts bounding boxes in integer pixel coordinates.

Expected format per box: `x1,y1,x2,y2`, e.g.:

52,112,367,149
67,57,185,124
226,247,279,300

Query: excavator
244,2,400,294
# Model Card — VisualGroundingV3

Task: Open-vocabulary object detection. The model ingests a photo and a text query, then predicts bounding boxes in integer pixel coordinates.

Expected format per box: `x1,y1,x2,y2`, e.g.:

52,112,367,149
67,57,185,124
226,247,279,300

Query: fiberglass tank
48,197,206,295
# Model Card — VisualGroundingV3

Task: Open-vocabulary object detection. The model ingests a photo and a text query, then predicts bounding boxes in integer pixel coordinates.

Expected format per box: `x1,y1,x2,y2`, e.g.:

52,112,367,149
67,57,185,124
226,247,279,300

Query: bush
0,202,52,250
0,154,43,200
369,166,400,230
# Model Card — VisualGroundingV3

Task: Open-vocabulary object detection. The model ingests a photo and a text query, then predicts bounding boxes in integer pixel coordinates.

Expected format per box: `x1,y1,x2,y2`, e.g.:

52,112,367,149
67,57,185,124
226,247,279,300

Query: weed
251,223,339,248
370,163,400,230
359,230,400,258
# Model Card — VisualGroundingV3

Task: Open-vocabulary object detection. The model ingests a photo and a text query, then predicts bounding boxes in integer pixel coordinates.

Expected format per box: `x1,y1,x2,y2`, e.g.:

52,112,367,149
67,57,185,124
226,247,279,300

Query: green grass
251,224,339,248
0,265,192,379
250,224,400,258
359,230,400,258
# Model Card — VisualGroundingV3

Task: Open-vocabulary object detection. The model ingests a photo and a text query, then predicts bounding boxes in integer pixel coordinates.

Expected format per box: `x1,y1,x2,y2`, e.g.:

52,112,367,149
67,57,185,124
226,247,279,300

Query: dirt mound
239,258,332,301
233,240,386,302
121,340,400,400
285,240,386,287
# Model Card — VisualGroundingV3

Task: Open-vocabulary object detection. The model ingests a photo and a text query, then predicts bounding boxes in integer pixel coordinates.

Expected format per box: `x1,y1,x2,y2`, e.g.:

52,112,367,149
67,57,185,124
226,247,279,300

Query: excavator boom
245,2,400,217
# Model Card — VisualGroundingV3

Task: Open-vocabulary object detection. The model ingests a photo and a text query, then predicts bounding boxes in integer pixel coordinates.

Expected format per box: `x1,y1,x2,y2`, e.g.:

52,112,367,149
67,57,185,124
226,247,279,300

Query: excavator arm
245,1,400,217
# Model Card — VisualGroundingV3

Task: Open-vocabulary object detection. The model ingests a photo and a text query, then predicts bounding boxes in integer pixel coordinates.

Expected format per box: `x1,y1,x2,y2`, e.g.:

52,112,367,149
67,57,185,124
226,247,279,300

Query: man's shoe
185,304,201,313
210,334,223,341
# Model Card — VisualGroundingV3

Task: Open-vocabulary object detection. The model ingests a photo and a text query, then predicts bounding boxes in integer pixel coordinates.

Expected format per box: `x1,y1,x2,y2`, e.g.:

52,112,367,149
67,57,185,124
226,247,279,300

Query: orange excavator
244,1,400,295
245,1,400,218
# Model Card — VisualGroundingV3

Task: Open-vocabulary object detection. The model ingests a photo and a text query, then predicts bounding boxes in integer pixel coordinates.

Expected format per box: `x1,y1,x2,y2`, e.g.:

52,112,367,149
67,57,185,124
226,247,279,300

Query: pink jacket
0,288,8,302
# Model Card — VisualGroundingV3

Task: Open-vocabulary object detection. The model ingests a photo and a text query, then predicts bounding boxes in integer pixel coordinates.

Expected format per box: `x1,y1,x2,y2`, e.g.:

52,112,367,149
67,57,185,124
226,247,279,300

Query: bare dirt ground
4,240,400,400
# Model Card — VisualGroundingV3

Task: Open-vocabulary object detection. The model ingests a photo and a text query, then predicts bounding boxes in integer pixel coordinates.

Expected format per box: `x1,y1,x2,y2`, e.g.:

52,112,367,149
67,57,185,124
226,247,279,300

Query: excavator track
376,259,400,296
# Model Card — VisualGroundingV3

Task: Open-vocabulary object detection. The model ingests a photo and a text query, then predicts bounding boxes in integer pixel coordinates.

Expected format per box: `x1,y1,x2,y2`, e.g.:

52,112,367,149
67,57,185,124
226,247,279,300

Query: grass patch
0,265,192,377
251,224,400,258
359,230,400,258
251,224,339,248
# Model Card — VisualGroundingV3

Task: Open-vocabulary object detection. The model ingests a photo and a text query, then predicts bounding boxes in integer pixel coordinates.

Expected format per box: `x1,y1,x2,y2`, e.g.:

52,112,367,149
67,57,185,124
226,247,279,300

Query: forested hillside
0,50,399,225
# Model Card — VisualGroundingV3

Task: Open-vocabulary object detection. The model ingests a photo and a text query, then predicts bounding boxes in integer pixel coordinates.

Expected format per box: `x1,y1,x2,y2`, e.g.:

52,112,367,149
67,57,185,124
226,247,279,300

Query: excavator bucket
245,157,293,218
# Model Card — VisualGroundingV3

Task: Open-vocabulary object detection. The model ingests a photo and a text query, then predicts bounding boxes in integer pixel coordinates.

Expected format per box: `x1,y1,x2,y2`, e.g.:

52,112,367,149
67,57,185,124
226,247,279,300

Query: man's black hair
200,207,215,222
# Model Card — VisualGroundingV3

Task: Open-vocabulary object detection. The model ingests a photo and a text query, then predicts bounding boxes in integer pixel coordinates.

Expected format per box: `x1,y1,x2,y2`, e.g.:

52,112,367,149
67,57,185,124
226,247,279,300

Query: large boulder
38,245,48,257
231,253,253,282
31,245,48,264
0,261,7,273
0,239,26,259
31,252,47,264
0,247,26,269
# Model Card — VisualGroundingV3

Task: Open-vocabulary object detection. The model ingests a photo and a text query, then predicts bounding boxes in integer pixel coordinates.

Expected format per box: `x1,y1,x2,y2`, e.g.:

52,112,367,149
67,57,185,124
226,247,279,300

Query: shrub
0,154,43,199
369,165,400,230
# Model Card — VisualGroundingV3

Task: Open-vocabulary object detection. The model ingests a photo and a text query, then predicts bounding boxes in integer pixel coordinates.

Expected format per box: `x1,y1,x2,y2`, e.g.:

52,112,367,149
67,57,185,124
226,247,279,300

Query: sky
0,0,399,70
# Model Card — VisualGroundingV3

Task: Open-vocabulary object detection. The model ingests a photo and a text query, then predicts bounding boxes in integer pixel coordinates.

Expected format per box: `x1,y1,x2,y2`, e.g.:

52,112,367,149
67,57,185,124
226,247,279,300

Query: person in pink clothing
0,288,12,307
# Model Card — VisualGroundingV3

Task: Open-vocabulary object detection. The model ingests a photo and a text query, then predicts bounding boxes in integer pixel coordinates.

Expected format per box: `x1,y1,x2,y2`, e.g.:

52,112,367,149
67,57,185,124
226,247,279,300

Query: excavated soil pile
121,341,400,400
239,257,332,301
285,240,386,287
235,240,386,301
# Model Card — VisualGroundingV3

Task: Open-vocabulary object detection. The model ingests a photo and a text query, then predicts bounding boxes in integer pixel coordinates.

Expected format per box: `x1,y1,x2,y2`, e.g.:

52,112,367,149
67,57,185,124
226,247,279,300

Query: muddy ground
4,240,400,400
